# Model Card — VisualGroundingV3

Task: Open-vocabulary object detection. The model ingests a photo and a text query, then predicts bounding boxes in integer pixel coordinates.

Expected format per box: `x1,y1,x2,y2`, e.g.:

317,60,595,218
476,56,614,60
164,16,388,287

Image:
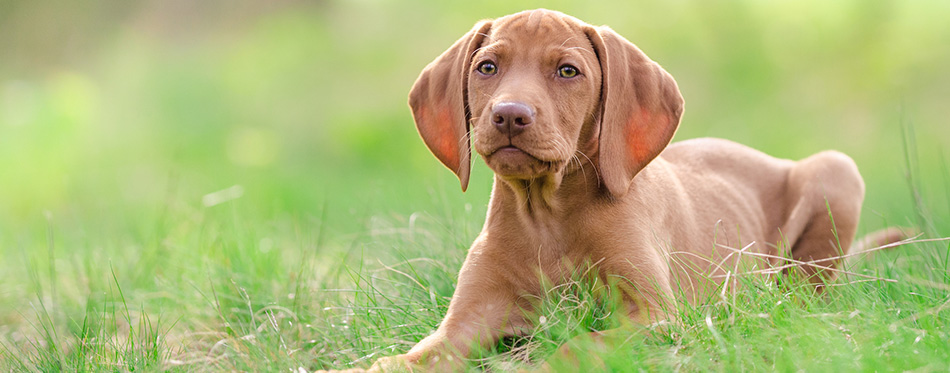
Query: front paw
311,355,412,373
367,355,414,373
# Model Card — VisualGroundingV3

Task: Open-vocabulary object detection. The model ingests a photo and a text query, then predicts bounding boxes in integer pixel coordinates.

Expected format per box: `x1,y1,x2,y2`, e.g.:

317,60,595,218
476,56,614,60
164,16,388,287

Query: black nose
491,102,535,137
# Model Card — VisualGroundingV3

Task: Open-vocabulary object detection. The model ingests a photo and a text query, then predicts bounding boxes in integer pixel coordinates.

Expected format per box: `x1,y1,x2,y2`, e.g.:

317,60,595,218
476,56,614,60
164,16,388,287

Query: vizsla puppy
375,8,894,371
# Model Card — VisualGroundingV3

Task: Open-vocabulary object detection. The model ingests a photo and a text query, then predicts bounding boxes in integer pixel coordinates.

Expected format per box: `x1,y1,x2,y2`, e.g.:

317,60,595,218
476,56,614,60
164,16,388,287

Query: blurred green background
2,0,948,231
2,0,949,226
1,0,948,367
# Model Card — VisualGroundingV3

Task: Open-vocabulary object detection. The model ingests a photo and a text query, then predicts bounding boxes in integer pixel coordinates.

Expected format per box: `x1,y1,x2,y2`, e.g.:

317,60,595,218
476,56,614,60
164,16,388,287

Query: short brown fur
380,9,878,371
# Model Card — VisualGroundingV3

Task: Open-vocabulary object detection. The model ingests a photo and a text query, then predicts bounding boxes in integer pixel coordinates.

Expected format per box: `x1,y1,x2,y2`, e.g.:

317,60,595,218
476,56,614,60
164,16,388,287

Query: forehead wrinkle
514,10,551,34
558,36,578,49
494,10,578,39
543,48,593,71
545,34,596,62
480,13,595,67
474,40,508,57
556,35,596,56
488,29,589,55
562,46,596,57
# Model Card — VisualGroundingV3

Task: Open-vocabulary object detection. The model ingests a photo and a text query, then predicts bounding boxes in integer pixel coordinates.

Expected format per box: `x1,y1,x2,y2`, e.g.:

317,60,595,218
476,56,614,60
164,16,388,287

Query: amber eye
477,61,497,75
558,65,579,78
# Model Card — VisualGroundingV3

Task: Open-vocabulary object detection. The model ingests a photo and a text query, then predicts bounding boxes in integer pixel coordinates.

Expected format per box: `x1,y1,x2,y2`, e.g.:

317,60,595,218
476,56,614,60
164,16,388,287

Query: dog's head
409,9,684,197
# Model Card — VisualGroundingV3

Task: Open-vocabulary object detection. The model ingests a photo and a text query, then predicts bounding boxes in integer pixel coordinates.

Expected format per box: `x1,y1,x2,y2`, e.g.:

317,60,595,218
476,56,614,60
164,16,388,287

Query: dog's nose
491,102,534,137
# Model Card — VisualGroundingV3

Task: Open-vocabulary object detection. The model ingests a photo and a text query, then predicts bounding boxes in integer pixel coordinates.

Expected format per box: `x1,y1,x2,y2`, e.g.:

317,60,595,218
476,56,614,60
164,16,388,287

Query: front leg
544,256,677,371
372,244,531,371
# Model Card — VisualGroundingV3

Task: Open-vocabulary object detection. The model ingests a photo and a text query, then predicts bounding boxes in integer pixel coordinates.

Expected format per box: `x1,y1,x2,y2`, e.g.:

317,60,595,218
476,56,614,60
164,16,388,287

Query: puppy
370,8,901,371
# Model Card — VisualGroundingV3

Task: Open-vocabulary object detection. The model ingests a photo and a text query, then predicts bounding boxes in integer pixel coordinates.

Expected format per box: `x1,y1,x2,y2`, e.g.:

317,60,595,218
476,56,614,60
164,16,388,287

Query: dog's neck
490,153,606,226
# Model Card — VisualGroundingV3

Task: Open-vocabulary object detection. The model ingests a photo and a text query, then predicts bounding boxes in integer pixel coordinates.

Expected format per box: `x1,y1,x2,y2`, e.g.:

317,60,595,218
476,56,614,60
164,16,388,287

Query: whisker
564,46,596,56
470,43,490,61
459,125,474,147
572,153,589,189
558,36,577,48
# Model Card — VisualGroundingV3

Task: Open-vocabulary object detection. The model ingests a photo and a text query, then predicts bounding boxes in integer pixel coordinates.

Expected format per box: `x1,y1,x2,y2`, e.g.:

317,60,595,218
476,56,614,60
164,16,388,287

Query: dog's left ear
586,26,684,197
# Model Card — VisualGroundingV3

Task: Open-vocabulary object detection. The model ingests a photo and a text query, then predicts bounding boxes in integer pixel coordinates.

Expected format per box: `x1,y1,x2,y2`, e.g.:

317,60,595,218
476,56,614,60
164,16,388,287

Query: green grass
1,0,949,371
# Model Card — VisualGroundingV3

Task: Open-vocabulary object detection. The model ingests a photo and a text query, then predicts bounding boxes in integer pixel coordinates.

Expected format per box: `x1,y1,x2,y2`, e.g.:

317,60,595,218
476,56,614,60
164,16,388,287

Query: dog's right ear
409,20,493,192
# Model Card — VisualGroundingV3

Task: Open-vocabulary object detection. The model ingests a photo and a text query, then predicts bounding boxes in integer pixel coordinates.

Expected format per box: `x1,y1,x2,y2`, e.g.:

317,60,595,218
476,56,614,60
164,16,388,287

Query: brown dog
374,8,890,371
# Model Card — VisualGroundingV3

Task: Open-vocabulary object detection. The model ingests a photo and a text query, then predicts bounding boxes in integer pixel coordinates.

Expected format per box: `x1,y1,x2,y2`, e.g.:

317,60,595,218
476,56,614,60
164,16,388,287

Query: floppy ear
408,21,492,192
586,26,684,197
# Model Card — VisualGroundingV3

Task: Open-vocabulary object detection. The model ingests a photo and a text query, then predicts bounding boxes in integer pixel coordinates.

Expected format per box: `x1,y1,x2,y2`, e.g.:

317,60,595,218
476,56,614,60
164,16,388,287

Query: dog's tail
845,227,918,267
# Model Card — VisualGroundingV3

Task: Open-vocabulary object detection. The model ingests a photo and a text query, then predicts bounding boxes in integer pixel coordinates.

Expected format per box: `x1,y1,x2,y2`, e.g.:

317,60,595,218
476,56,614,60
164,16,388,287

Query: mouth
487,145,547,166
489,145,535,158
484,145,563,178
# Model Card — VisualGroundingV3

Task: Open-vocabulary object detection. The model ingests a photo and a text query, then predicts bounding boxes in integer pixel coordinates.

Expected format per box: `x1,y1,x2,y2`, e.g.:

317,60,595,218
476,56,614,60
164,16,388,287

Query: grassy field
1,0,949,371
